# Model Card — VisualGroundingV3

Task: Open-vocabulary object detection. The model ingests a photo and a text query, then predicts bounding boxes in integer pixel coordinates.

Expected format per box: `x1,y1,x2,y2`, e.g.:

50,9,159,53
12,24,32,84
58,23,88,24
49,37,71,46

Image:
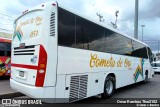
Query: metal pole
142,27,143,41
158,41,160,54
134,0,139,39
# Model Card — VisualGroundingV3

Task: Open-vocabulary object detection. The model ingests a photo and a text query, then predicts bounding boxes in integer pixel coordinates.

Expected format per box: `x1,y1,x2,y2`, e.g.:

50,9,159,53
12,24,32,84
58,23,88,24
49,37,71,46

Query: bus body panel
11,2,58,88
57,46,112,75
11,67,37,85
11,78,56,103
89,72,104,96
10,79,44,98
12,44,40,65
42,2,58,87
111,54,135,88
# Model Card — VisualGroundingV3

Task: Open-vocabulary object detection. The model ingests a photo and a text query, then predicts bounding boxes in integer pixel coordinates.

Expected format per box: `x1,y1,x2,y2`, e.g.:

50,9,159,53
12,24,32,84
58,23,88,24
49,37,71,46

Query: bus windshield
13,10,44,42
0,42,11,56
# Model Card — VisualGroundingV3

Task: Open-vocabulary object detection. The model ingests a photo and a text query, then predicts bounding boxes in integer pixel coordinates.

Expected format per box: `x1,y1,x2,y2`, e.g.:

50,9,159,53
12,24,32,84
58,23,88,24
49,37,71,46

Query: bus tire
101,76,115,98
143,71,148,83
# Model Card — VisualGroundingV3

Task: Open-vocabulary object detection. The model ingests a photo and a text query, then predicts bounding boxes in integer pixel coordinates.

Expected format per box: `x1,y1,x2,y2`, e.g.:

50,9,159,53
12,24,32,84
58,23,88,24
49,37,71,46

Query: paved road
0,78,17,95
113,74,160,98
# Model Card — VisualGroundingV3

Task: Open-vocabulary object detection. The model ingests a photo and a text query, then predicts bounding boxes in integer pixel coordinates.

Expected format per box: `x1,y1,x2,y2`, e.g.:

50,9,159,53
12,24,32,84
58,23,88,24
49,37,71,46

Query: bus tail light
35,45,47,87
39,69,45,73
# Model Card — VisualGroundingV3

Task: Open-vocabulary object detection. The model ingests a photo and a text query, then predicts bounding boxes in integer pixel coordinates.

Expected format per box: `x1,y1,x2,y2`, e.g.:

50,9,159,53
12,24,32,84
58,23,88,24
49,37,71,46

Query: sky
0,0,159,53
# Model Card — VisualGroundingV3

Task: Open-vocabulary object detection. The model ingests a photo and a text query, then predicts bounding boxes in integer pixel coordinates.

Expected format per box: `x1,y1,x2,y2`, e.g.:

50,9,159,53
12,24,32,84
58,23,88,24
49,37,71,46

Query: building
0,32,12,39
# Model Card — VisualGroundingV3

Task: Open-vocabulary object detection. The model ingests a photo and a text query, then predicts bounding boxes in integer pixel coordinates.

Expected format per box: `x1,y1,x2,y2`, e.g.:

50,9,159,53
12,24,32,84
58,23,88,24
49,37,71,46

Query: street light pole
141,25,145,42
158,41,160,54
134,0,139,39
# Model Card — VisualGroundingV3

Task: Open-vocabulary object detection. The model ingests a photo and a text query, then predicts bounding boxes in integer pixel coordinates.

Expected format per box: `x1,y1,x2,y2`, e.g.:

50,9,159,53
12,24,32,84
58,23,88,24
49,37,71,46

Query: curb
0,92,24,99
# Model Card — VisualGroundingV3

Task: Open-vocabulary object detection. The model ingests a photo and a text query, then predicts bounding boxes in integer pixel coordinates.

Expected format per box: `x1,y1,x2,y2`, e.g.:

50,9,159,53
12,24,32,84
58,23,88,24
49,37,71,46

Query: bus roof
0,37,12,43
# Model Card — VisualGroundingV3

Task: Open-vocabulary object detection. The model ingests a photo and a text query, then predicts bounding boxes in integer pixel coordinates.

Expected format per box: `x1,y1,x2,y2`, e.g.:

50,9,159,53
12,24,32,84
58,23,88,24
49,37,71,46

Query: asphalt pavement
0,78,23,99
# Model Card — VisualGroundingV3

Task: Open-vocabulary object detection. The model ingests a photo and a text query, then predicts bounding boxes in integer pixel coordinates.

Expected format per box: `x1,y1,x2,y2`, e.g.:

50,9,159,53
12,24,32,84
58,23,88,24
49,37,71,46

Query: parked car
151,61,160,73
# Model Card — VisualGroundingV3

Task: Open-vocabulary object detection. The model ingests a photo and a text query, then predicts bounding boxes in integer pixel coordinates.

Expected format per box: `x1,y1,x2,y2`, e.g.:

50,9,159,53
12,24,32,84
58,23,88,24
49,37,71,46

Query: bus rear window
13,10,44,42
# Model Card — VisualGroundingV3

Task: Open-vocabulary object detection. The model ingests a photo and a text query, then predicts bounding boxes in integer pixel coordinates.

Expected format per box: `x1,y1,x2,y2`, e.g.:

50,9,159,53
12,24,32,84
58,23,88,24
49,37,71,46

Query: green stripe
5,58,10,64
16,32,22,41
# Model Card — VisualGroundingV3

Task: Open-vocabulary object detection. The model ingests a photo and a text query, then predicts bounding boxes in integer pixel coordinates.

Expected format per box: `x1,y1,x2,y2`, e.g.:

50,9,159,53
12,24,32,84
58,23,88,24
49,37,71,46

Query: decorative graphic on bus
13,27,23,42
13,16,43,42
0,57,11,76
133,58,145,82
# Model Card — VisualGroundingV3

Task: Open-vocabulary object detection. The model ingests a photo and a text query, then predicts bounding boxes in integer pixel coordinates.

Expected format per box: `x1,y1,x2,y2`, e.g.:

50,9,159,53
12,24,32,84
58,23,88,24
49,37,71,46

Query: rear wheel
144,74,148,82
101,76,115,98
144,71,148,83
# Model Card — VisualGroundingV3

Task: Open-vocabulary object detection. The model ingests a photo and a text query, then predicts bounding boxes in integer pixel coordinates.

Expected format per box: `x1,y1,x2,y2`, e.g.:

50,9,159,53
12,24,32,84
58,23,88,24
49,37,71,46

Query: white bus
10,1,153,103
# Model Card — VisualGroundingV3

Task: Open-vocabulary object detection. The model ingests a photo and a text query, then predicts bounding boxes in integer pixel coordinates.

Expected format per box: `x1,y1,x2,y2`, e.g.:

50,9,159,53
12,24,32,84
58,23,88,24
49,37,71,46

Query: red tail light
35,45,47,87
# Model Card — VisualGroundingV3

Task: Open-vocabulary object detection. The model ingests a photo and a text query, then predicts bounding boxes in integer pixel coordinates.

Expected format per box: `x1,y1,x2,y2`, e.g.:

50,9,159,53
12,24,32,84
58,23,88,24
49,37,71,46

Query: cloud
139,0,160,20
17,0,45,7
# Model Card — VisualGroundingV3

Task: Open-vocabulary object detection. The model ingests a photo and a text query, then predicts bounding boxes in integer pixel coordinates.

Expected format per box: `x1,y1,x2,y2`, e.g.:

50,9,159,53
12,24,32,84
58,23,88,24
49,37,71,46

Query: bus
10,1,153,103
0,37,11,77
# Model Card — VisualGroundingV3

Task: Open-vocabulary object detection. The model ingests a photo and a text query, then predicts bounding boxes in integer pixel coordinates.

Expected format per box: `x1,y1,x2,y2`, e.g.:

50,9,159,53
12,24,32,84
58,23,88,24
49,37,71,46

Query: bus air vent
69,75,88,102
13,45,35,56
50,12,55,36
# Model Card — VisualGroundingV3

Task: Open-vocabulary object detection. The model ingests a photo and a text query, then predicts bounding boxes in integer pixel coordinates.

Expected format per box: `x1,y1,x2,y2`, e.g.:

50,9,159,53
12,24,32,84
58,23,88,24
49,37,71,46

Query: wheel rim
106,80,113,94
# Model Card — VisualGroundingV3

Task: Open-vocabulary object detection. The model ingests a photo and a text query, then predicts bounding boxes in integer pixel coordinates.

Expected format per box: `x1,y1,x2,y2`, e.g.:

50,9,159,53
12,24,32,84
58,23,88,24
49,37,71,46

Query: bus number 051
30,30,38,37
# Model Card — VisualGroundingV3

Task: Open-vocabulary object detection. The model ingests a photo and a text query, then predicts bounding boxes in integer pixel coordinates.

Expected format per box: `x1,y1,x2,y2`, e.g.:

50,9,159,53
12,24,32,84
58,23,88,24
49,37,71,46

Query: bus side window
148,47,153,63
6,43,11,56
58,7,75,47
132,41,148,58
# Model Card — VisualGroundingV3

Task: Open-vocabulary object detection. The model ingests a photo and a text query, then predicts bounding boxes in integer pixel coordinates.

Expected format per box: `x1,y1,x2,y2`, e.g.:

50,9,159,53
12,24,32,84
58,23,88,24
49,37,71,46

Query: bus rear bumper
10,79,45,98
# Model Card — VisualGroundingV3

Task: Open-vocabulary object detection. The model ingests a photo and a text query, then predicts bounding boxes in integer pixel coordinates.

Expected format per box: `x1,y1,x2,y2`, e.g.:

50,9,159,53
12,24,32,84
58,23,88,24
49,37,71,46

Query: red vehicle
0,37,11,77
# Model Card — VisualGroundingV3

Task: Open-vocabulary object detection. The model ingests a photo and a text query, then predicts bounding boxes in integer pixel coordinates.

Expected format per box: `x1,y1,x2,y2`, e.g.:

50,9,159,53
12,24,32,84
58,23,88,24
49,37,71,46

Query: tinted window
132,41,148,58
0,42,11,56
76,16,105,51
148,47,153,62
6,43,11,56
104,29,133,55
58,7,75,47
123,38,133,56
58,7,148,58
104,30,121,54
76,16,90,49
0,42,5,56
89,24,105,52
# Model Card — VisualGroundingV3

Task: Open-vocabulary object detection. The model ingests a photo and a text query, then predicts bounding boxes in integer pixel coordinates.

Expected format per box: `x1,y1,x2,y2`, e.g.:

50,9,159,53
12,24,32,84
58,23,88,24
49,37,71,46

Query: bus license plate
19,71,24,77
